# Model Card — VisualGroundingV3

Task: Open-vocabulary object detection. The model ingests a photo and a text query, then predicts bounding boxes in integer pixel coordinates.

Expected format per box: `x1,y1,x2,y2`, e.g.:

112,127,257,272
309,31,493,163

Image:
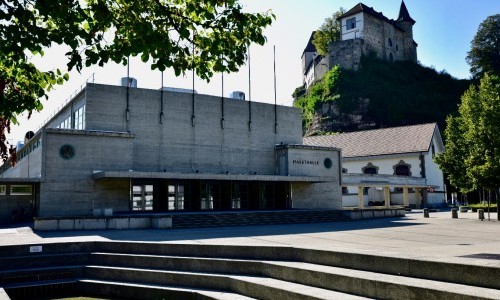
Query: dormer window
346,17,356,30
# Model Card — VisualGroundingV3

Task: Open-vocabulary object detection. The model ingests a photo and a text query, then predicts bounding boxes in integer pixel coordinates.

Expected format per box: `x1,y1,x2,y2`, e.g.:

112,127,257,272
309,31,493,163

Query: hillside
293,57,472,135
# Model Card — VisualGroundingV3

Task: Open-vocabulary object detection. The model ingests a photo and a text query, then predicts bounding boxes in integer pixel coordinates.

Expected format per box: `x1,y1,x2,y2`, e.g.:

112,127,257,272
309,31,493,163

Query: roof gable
304,123,440,158
339,2,406,32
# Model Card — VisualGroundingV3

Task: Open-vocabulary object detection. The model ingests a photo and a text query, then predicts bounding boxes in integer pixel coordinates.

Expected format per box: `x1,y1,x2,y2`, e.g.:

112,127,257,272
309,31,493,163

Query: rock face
307,97,377,135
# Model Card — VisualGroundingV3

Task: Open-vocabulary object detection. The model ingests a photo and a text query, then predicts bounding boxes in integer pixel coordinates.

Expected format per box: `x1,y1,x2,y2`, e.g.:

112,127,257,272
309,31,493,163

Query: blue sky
9,0,500,142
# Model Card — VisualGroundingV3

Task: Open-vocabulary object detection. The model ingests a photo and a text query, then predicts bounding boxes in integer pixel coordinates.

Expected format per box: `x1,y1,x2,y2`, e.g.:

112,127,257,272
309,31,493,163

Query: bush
469,203,498,212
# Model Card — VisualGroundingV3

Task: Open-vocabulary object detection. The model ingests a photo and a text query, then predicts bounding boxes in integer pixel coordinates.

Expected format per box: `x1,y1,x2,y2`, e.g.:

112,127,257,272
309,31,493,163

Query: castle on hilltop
302,1,418,88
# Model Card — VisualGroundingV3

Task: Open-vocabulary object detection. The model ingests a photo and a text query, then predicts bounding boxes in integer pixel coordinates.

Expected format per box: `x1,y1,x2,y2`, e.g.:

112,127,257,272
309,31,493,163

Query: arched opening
393,160,412,176
362,163,378,174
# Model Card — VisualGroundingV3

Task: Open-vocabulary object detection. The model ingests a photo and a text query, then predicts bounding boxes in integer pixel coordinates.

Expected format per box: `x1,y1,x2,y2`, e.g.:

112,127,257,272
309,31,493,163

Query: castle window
396,44,399,51
346,17,356,30
342,168,348,174
388,38,393,47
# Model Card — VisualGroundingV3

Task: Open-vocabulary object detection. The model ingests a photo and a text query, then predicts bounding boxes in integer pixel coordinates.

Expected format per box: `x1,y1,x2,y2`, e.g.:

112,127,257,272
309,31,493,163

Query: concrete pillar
403,187,410,207
415,188,422,208
384,187,390,208
357,186,364,209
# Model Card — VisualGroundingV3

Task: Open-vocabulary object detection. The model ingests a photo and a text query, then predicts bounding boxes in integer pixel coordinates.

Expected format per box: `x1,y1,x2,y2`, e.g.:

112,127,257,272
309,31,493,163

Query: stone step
93,241,500,291
0,252,89,271
84,265,370,300
90,252,500,300
78,278,257,300
171,210,350,228
0,266,82,287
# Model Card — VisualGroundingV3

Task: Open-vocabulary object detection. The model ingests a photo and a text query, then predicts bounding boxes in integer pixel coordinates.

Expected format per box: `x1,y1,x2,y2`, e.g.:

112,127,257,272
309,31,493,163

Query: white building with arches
304,123,447,209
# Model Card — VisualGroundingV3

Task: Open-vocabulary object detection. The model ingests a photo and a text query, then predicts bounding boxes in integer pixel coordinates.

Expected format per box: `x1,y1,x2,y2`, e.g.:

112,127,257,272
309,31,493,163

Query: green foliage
337,57,470,129
312,8,345,55
435,74,500,192
0,0,274,162
294,57,470,134
293,66,341,129
466,14,500,78
434,116,472,193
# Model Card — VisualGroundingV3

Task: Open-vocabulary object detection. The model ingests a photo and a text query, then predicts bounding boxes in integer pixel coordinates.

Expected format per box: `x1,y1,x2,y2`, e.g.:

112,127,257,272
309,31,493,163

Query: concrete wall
0,191,33,224
85,84,303,176
1,134,43,179
292,182,342,209
275,145,342,209
39,129,133,217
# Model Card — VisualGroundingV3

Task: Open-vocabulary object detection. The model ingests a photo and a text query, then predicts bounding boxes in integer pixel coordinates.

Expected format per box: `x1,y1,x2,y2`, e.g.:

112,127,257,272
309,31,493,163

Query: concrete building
304,123,447,209
0,82,342,223
302,1,418,87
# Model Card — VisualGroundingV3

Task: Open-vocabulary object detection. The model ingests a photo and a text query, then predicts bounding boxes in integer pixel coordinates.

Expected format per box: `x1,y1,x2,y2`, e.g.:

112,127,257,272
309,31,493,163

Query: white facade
340,12,364,40
305,123,447,209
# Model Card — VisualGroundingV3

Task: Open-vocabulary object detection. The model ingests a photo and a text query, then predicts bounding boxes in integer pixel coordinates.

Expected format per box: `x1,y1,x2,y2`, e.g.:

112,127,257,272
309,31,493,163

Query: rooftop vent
121,77,137,88
230,91,245,100
160,87,197,94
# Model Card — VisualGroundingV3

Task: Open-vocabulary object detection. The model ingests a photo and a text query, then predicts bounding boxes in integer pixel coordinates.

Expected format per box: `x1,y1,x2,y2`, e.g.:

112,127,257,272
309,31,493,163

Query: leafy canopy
466,14,500,78
435,74,500,192
312,8,345,56
0,0,274,162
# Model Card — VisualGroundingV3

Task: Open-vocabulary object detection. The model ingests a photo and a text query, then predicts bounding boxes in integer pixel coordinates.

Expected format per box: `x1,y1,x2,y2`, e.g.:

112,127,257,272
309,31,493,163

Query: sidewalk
1,210,499,264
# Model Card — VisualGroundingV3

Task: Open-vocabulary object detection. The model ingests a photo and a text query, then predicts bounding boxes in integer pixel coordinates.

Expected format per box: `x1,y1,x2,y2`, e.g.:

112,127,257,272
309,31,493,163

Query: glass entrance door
132,184,154,211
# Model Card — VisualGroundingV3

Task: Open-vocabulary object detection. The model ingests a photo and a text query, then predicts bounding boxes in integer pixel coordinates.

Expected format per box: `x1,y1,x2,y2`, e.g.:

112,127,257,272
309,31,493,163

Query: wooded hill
293,57,472,135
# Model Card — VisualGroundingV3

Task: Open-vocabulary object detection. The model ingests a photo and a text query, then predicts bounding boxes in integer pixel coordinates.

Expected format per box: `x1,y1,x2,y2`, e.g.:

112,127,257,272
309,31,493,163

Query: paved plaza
0,210,499,264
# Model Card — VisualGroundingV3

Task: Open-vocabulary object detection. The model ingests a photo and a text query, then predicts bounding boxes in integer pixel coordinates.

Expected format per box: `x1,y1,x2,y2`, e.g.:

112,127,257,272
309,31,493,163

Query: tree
0,0,274,163
435,74,500,212
312,8,345,56
434,115,472,193
466,14,500,78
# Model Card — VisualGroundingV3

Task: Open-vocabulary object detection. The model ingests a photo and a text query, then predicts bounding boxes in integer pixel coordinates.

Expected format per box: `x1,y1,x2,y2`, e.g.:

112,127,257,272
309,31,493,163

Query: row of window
0,185,33,196
342,161,412,176
56,105,86,130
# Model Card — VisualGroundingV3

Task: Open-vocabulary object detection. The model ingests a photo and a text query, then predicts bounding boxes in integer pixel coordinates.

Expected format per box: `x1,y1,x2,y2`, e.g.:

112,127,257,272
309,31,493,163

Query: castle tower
396,0,417,62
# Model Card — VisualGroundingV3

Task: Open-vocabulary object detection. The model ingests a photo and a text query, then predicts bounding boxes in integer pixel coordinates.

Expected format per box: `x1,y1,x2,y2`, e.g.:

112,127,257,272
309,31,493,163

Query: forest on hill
293,56,472,135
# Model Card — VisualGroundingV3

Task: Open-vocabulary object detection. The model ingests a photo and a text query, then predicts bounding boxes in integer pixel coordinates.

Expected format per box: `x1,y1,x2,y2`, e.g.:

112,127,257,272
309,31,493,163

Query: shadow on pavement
32,217,424,243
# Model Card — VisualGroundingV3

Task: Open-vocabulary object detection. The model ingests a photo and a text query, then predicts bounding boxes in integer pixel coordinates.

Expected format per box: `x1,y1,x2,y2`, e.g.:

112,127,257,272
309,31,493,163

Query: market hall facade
0,82,342,222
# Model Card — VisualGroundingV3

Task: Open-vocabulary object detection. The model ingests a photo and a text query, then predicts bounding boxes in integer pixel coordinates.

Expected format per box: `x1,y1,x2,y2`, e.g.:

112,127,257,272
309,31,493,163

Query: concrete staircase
1,241,500,299
171,210,351,229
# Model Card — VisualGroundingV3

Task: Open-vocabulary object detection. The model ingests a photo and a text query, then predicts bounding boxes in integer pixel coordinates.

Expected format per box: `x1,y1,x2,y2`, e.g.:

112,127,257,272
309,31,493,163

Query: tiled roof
339,3,405,31
304,123,438,158
397,0,416,25
303,31,317,54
